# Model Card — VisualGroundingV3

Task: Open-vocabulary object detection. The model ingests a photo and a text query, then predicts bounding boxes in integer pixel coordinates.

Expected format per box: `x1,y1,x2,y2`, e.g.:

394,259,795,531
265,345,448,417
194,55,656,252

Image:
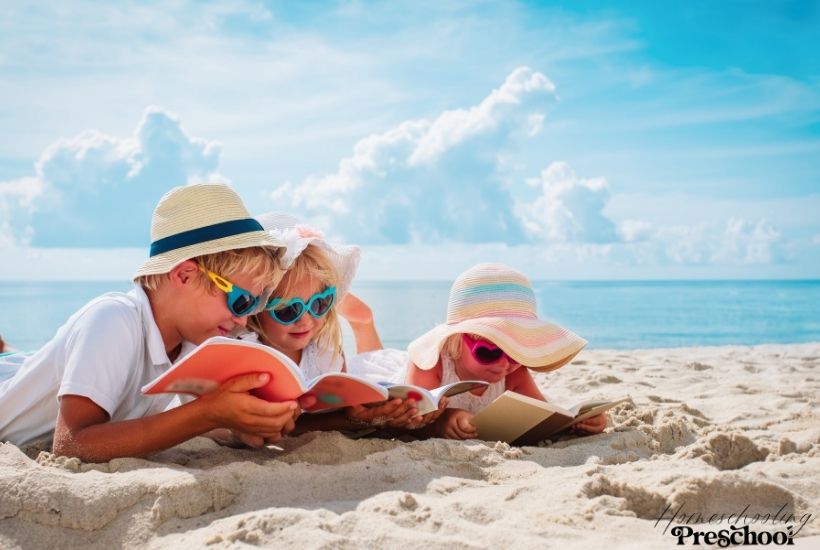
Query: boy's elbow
51,436,83,461
51,432,107,463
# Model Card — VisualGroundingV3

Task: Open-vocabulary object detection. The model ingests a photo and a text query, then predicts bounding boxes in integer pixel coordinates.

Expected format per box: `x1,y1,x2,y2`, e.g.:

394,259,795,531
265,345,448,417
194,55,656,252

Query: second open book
472,391,633,445
142,336,487,413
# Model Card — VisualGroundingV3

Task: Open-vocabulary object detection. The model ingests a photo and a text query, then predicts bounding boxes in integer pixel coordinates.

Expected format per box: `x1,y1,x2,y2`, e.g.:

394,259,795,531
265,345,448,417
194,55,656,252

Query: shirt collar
131,284,173,367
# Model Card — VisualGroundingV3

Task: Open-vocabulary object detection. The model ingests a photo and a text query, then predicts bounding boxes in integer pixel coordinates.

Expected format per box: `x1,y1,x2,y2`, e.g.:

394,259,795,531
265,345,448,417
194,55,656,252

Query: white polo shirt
0,285,176,445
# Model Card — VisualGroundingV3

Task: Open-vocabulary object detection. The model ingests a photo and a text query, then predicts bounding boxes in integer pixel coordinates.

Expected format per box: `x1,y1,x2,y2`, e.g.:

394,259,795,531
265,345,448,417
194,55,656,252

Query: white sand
1,343,818,549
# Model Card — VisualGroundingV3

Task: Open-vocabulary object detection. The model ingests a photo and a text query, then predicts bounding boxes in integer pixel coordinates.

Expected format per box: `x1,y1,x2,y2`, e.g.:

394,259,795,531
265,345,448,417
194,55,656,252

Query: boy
0,183,302,462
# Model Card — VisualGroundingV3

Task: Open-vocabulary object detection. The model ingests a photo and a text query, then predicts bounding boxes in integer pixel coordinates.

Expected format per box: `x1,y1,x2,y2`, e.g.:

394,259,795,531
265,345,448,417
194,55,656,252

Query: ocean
1,280,818,354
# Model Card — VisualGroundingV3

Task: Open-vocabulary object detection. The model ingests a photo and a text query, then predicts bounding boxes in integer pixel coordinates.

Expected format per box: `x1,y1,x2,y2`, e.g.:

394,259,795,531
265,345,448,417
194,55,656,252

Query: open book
142,336,389,412
378,380,490,415
472,391,633,445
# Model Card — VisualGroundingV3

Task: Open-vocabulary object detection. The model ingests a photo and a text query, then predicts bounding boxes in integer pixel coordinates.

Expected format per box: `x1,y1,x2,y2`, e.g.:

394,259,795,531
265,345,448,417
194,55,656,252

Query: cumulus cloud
0,107,222,248
714,218,780,264
617,219,653,242
268,67,560,244
652,218,781,265
519,161,617,243
265,66,789,273
0,177,43,247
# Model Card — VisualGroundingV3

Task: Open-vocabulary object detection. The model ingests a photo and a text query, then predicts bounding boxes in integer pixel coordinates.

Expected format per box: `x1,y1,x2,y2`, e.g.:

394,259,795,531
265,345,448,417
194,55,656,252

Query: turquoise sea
1,280,818,353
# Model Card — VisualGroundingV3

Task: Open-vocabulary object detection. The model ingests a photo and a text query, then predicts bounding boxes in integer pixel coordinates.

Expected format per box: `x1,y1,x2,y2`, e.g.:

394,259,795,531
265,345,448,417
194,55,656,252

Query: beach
1,342,818,549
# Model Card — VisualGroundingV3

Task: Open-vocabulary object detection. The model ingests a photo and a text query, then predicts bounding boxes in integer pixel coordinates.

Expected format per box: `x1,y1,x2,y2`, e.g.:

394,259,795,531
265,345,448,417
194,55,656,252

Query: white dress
439,356,505,414
299,340,345,379
346,348,409,384
347,350,506,413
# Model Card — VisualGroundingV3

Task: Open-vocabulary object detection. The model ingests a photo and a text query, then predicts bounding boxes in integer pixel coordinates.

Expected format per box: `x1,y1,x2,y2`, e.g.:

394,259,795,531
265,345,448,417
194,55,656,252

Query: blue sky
1,0,818,280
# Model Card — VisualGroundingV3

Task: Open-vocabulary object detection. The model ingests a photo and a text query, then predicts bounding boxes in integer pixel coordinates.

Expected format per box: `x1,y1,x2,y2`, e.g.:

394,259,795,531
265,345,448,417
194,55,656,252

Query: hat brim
407,316,587,372
132,230,283,280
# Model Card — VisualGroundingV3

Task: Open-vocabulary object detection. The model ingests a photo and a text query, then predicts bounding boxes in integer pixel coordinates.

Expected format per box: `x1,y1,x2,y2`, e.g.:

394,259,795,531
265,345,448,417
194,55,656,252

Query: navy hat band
149,218,264,257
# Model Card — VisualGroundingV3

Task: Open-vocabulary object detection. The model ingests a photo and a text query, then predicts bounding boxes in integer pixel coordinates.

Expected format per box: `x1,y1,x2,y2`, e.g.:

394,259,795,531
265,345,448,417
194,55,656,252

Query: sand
1,343,818,549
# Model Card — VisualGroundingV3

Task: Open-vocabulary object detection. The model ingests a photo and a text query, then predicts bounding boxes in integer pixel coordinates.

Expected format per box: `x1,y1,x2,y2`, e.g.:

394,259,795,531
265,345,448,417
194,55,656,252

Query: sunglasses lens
273,302,304,324
310,294,335,317
230,293,257,316
475,345,504,364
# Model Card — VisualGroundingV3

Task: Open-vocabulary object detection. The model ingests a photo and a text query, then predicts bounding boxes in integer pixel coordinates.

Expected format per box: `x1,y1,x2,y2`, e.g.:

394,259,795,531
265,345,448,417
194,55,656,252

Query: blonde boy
0,183,300,462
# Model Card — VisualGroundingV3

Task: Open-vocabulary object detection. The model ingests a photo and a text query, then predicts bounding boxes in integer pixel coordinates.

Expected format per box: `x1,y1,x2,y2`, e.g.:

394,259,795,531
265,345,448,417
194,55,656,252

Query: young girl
245,213,422,432
406,263,608,440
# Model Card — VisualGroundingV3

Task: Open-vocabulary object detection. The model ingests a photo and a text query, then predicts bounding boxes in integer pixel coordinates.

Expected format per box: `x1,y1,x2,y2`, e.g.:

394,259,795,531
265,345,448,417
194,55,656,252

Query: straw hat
256,212,360,300
407,263,587,372
133,183,284,279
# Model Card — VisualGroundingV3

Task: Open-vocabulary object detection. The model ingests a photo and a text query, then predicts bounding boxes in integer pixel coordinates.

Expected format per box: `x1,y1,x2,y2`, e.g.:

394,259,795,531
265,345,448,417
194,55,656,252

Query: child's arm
504,366,546,400
405,360,443,388
572,414,608,434
336,293,383,354
53,373,299,462
290,398,420,434
412,407,477,440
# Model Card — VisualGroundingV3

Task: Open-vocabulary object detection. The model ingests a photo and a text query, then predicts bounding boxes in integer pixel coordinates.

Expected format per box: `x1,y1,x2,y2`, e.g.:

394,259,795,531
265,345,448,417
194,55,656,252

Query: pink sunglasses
462,334,517,365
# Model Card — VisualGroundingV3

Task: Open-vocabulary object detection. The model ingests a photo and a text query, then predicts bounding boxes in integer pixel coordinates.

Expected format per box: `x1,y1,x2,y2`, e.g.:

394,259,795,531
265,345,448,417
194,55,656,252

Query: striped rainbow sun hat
407,263,587,372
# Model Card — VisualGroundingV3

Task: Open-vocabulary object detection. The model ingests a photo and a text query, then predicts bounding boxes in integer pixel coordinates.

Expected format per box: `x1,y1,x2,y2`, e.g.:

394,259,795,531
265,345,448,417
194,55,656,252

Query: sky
1,0,819,280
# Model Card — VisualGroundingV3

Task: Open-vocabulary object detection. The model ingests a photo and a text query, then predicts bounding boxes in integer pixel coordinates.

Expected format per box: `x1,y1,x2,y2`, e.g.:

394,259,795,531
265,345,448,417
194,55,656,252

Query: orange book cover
142,336,389,412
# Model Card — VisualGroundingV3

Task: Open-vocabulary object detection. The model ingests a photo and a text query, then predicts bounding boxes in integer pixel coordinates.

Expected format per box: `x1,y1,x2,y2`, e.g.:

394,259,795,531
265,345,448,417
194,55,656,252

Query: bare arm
504,367,546,400
53,373,299,462
410,407,477,440
405,360,443,389
291,399,421,435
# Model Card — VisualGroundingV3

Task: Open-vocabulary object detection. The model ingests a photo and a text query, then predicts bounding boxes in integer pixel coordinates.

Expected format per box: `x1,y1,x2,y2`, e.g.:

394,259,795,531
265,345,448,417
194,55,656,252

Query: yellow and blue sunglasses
197,264,267,317
265,286,336,325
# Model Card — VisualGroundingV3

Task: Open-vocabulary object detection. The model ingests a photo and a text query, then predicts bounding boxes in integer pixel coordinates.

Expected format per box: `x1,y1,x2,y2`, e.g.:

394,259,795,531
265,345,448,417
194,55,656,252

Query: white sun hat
407,263,587,372
132,183,284,279
255,212,360,300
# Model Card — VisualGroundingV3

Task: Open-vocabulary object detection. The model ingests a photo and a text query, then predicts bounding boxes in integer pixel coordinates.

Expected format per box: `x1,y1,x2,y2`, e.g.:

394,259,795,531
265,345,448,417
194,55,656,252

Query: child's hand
573,413,608,434
405,396,449,430
346,398,419,428
208,428,269,449
438,408,477,440
336,293,374,327
200,373,300,442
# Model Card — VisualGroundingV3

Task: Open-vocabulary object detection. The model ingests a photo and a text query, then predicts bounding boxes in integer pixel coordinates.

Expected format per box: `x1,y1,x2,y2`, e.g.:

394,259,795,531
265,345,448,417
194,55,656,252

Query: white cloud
0,107,223,248
651,218,782,266
714,218,780,264
519,161,617,243
617,219,653,242
268,67,568,245
0,177,43,247
657,224,711,265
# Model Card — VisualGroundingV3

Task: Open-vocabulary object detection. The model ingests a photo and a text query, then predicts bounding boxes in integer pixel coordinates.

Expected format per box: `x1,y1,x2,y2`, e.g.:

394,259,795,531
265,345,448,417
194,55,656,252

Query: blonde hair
441,333,464,361
441,333,492,361
248,244,343,357
137,246,283,294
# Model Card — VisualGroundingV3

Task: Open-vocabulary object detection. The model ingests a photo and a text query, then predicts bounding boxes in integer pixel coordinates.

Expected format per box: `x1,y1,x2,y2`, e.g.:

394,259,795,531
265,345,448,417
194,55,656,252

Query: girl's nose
232,314,249,327
293,312,315,329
